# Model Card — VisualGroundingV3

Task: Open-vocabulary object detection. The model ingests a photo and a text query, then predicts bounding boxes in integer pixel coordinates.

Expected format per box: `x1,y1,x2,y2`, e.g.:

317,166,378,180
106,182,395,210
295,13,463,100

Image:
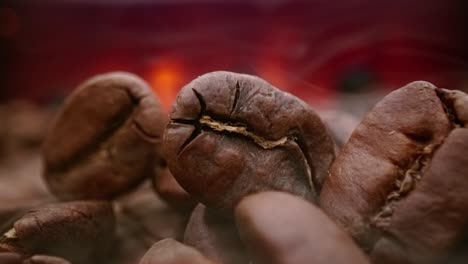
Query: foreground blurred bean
184,204,250,264
43,72,166,200
320,82,468,263
235,191,370,264
139,238,216,264
163,71,335,212
0,201,115,264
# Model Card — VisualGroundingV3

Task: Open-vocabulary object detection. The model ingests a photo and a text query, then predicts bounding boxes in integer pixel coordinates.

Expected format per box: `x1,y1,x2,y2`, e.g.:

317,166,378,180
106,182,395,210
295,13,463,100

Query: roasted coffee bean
235,191,370,264
139,238,216,264
184,204,250,264
0,201,115,264
43,72,165,200
152,163,196,211
163,71,335,211
320,81,468,263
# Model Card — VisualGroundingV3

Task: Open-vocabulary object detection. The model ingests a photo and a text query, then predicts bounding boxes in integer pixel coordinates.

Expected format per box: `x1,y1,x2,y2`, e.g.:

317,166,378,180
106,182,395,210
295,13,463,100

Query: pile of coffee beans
0,71,466,264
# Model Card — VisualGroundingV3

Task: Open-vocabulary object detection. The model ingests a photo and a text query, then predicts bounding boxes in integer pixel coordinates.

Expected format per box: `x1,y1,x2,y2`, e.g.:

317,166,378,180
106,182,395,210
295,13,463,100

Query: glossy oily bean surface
321,81,468,263
43,72,165,200
163,71,335,211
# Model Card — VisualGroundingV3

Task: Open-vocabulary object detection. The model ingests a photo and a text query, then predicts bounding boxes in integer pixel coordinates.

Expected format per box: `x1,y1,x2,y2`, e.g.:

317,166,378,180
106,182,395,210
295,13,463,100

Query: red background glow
1,0,468,110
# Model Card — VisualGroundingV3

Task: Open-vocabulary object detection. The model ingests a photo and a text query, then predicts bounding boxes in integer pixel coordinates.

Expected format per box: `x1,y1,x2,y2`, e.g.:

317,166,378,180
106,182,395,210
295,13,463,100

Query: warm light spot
0,7,20,37
256,59,288,91
148,60,184,112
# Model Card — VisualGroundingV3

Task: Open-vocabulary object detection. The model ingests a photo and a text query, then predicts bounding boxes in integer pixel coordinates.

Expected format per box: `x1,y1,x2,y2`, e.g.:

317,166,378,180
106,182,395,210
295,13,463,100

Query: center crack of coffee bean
372,88,462,230
173,88,296,154
199,115,289,149
372,144,435,228
171,87,316,191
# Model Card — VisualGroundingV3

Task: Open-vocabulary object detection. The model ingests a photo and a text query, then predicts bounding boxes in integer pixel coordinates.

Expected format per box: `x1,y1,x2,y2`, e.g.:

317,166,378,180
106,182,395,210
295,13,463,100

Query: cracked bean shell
163,71,335,211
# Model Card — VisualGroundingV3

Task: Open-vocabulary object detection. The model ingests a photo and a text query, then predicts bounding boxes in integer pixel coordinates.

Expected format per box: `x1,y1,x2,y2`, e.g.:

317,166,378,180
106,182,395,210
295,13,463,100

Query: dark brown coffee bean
235,191,370,264
184,204,250,264
163,71,335,211
320,81,468,263
139,238,216,264
152,164,196,211
23,255,71,264
43,72,166,200
0,200,115,264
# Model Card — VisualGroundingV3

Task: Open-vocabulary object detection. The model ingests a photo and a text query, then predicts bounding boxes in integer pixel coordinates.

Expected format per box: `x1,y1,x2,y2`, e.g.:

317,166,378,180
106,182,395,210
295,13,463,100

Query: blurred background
1,0,468,110
1,0,468,155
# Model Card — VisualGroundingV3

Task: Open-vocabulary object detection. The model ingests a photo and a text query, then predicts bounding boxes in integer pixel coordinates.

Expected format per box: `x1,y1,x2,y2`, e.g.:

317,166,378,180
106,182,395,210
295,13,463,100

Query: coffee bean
163,71,335,211
139,238,216,264
320,81,468,263
235,191,370,264
184,204,250,264
43,72,166,200
0,201,115,264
